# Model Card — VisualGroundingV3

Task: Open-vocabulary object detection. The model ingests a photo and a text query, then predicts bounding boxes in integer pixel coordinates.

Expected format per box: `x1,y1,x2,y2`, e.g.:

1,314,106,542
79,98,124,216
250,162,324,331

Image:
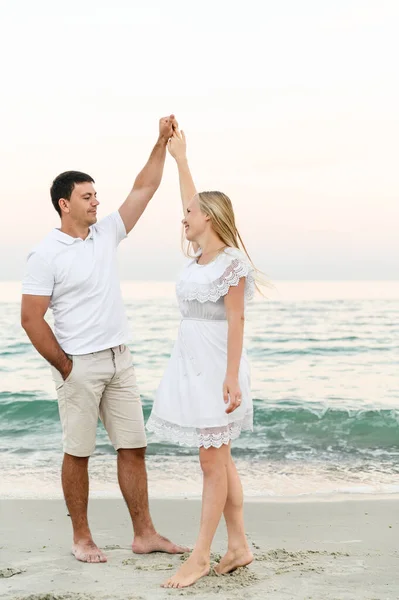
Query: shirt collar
51,227,93,245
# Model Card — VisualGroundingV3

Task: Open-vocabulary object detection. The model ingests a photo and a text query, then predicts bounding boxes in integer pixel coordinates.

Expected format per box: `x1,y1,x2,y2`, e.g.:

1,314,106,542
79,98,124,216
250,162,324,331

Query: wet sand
1,497,398,599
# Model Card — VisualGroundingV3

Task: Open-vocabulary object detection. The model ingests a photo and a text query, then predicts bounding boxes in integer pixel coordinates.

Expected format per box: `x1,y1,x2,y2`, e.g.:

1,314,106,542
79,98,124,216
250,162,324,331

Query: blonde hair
184,191,268,293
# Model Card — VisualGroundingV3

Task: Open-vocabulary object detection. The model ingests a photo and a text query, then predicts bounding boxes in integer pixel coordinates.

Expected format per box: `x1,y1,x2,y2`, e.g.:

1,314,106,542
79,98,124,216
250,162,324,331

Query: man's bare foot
162,553,210,588
132,532,189,555
215,547,253,575
72,539,107,563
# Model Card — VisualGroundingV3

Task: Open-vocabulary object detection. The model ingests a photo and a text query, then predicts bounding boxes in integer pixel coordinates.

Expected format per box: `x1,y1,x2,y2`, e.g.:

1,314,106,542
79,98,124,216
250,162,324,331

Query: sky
0,0,398,281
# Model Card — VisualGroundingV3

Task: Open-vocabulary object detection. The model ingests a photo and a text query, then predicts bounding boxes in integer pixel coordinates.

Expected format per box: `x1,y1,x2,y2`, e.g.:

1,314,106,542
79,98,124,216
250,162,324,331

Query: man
21,115,187,563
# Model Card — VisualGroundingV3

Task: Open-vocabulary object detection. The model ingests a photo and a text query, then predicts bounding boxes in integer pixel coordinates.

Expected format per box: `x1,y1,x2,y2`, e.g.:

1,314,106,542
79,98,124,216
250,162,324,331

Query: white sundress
146,247,255,448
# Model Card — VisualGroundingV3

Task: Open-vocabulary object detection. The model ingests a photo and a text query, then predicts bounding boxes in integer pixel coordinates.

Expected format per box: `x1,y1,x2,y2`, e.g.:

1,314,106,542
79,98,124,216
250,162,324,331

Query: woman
147,128,260,589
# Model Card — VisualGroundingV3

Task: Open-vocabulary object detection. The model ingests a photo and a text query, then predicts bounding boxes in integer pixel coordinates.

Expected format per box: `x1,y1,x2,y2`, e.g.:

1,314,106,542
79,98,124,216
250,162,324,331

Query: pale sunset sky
0,0,398,281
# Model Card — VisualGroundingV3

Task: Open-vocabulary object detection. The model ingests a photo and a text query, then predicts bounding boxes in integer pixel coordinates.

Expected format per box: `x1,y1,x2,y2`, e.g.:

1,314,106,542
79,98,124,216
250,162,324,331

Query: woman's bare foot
72,539,107,563
132,532,189,555
215,547,253,574
162,553,210,588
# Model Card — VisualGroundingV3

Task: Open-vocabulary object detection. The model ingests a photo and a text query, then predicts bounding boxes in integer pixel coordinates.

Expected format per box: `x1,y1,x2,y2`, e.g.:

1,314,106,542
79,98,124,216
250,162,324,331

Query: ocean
1,280,398,499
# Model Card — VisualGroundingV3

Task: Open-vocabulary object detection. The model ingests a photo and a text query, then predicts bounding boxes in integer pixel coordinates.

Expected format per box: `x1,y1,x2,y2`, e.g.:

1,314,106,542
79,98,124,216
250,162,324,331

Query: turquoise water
1,281,398,498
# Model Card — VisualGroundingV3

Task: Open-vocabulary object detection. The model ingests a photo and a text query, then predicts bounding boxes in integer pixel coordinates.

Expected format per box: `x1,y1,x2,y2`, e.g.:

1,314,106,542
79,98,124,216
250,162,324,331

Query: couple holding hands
21,115,261,589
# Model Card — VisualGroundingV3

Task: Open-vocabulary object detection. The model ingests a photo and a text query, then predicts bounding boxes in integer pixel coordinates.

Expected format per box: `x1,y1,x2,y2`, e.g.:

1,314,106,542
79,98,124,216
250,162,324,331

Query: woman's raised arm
168,130,200,253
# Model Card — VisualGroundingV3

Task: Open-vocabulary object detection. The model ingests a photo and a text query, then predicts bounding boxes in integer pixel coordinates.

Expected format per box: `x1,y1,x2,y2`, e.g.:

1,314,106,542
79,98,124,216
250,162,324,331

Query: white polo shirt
22,211,130,355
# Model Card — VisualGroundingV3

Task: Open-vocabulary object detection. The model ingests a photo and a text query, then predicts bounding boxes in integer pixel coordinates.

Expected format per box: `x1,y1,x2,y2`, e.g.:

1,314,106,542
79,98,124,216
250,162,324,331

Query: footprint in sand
250,547,352,578
16,596,144,600
122,557,175,571
15,596,144,600
12,595,95,600
0,567,24,578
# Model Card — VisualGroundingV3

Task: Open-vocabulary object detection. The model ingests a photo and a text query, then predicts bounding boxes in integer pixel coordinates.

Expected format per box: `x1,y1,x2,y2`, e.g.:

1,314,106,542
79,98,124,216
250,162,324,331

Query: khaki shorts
51,345,147,457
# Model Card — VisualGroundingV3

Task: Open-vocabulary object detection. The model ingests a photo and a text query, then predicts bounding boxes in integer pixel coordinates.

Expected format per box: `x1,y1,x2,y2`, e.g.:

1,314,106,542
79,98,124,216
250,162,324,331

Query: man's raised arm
119,114,177,235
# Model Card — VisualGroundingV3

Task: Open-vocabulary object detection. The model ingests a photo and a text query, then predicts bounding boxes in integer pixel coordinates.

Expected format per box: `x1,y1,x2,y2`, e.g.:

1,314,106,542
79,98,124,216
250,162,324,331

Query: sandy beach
1,497,398,600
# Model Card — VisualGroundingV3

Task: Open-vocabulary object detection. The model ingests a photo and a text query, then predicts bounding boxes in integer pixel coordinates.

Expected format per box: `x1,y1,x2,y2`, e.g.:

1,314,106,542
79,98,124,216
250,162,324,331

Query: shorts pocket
63,356,76,383
51,356,77,390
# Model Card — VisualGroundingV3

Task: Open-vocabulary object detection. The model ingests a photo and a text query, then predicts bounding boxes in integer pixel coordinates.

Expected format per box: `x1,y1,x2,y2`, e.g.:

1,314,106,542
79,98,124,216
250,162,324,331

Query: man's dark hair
50,171,95,216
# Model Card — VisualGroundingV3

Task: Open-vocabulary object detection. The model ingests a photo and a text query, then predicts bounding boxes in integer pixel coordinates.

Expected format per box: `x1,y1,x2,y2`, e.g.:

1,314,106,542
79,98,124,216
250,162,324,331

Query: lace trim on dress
177,258,255,304
146,412,253,449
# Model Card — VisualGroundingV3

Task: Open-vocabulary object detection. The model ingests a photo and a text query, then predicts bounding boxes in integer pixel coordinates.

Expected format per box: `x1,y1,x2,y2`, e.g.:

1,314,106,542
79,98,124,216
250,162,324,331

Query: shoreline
2,491,399,503
2,454,399,502
1,497,398,599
